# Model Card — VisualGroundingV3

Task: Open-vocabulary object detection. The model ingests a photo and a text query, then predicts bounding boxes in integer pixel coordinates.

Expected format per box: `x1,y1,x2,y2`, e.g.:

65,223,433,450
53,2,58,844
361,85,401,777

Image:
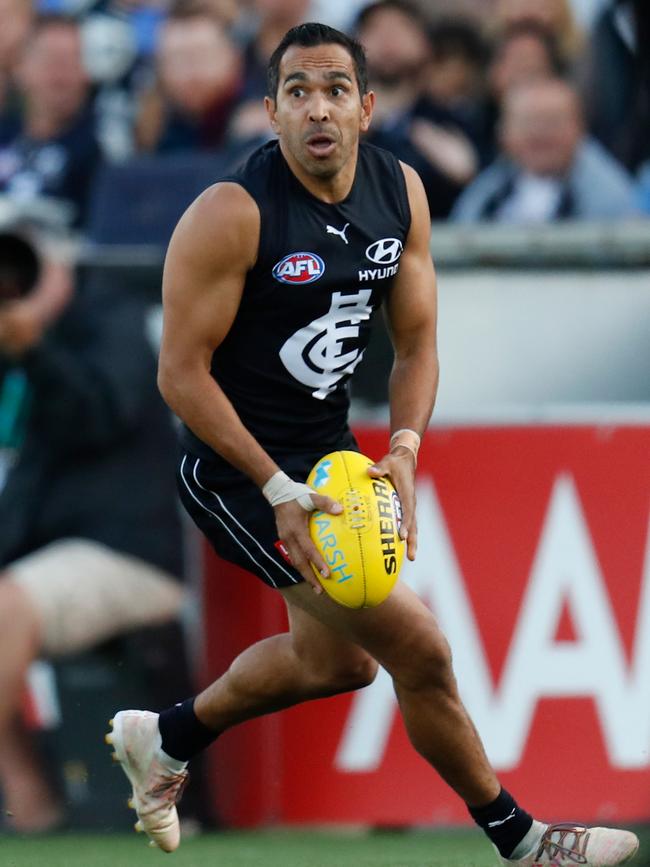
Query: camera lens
0,232,41,303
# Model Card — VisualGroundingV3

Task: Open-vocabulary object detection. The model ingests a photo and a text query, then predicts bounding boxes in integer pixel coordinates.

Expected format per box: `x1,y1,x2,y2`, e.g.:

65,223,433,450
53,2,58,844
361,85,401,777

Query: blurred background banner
202,422,650,827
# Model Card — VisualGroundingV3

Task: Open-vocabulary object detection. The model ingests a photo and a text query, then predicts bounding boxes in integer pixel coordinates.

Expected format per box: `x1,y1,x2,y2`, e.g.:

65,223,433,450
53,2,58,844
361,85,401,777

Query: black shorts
177,439,358,590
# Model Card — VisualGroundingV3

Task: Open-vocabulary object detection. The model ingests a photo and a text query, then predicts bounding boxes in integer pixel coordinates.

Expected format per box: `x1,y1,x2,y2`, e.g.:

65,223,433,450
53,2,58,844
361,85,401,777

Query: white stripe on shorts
179,455,279,588
193,458,300,585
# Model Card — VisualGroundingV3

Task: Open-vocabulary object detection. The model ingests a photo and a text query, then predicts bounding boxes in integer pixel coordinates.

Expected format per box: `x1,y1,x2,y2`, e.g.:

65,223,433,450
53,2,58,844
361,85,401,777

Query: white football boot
499,822,639,866
106,710,188,852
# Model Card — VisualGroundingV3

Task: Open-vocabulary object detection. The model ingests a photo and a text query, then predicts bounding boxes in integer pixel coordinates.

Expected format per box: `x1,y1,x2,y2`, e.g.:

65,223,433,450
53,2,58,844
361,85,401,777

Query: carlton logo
273,252,325,284
366,238,403,265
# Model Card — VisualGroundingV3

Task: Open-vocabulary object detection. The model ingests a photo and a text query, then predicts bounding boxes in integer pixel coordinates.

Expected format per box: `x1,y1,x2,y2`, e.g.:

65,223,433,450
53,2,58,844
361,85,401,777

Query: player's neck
279,140,358,204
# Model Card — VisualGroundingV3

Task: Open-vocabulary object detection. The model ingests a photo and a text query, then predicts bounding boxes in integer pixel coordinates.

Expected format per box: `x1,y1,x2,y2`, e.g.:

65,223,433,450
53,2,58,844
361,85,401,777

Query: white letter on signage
493,475,645,768
336,475,650,772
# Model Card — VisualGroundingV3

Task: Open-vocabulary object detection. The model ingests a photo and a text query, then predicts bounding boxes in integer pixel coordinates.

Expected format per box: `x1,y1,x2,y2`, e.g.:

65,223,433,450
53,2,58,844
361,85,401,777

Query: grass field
1,827,648,867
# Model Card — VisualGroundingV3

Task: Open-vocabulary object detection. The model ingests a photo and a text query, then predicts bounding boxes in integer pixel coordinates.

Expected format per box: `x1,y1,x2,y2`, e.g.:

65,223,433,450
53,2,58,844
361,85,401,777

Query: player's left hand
368,449,417,561
274,494,342,592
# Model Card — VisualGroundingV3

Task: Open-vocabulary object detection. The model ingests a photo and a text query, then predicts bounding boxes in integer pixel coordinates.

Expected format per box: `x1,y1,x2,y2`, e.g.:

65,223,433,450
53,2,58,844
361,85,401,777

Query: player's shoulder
220,138,285,204
168,180,260,272
184,140,282,225
177,182,259,249
357,140,412,228
357,140,423,192
191,180,259,222
398,160,426,195
231,138,282,179
358,139,406,180
397,160,430,225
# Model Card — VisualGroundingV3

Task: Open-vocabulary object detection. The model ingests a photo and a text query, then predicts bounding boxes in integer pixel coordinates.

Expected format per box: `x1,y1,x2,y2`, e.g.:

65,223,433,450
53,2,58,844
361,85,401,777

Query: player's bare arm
158,182,339,588
159,182,274,484
368,163,439,561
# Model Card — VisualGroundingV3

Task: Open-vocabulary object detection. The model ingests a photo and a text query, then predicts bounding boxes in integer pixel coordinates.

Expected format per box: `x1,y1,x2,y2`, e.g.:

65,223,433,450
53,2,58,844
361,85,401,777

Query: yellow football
306,450,405,609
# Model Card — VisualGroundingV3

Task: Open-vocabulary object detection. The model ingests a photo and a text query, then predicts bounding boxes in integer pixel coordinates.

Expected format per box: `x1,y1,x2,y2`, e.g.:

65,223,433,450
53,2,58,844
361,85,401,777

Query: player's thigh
284,598,378,686
281,580,451,685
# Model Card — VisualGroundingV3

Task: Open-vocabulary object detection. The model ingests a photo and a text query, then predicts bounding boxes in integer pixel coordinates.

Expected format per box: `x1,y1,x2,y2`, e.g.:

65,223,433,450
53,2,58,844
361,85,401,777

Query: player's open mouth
305,134,336,158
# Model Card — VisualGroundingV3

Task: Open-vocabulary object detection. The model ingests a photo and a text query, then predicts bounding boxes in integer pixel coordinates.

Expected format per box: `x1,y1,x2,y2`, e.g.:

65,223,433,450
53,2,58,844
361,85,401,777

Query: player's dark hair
267,23,369,100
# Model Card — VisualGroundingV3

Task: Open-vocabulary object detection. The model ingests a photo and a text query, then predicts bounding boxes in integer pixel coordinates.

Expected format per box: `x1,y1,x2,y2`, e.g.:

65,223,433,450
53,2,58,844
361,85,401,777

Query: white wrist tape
262,470,316,511
390,428,421,464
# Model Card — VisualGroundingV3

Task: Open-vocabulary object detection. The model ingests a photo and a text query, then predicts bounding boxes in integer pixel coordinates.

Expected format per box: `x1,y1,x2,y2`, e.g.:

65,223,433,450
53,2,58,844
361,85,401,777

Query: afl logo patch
273,252,325,284
366,238,403,265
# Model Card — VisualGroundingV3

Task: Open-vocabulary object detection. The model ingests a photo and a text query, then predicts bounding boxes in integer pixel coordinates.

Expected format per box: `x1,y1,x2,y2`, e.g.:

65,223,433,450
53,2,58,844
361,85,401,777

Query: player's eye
331,86,345,97
290,87,305,98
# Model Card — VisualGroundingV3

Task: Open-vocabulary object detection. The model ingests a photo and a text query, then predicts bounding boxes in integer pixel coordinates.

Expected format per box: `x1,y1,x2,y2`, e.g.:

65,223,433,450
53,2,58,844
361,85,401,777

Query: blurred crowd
0,0,648,229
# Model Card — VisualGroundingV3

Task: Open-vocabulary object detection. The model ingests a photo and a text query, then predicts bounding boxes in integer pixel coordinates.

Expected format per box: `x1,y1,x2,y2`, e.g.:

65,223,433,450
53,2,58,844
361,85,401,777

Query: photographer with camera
0,225,186,831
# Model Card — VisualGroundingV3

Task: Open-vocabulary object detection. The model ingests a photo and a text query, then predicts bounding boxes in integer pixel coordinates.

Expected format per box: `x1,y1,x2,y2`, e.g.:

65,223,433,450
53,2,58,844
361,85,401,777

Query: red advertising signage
202,425,650,827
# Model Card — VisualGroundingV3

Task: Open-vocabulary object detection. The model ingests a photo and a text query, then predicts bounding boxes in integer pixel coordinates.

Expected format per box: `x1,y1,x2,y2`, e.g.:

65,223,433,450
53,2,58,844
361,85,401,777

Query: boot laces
147,769,189,807
534,824,589,865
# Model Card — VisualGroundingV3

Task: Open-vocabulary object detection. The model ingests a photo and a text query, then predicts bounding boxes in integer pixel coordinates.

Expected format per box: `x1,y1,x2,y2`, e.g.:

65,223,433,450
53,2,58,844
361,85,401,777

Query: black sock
158,698,219,763
468,788,533,859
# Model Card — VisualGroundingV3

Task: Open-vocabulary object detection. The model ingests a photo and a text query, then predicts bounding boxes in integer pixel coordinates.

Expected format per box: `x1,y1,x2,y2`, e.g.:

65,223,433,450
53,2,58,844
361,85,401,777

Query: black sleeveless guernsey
181,139,411,461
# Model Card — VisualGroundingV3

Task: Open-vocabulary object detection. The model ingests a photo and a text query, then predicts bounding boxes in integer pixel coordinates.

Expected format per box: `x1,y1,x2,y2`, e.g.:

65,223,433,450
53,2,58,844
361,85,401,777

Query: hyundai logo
365,238,403,265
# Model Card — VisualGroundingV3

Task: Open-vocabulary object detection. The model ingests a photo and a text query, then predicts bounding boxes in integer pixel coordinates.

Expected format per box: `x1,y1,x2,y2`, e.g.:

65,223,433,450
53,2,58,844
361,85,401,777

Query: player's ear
360,90,375,133
264,96,280,135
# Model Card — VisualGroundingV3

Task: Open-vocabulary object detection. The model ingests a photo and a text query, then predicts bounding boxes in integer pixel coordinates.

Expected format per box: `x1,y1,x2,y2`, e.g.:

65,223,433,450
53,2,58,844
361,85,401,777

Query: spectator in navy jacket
0,15,101,227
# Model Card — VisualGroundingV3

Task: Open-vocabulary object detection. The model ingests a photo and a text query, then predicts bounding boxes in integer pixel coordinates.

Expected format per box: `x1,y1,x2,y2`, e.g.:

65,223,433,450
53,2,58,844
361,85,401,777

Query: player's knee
311,654,378,694
395,633,455,694
338,655,379,691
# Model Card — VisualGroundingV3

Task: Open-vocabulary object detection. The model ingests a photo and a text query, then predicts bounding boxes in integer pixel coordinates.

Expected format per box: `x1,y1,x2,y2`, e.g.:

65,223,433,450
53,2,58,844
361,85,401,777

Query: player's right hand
274,496,342,592
368,449,418,561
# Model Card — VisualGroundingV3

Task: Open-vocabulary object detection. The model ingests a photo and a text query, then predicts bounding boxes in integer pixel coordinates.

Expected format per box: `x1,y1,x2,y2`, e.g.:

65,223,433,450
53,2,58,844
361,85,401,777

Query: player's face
266,44,374,182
